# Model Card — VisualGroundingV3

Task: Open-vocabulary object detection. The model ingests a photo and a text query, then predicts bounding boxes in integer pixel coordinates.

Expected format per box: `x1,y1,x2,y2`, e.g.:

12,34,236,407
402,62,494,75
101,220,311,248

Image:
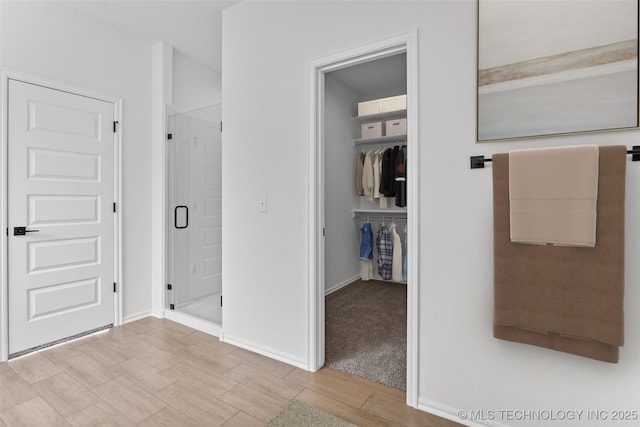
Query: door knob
14,227,39,236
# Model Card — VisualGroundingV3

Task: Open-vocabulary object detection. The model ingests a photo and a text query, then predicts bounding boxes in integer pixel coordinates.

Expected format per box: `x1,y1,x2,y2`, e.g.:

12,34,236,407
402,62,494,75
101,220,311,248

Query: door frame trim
0,69,123,361
306,30,420,407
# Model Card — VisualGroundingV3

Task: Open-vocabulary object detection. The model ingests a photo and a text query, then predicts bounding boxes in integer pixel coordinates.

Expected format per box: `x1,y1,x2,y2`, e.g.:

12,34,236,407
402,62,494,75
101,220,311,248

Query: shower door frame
163,106,222,337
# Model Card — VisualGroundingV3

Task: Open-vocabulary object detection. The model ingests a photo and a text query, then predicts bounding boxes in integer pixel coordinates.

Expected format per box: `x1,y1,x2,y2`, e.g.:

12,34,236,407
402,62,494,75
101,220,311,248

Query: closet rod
355,217,408,222
352,210,407,218
470,145,640,170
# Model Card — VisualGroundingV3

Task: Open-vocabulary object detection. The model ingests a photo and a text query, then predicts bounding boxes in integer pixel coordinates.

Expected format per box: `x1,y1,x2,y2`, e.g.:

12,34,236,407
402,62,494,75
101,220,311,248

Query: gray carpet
325,279,407,390
266,400,356,427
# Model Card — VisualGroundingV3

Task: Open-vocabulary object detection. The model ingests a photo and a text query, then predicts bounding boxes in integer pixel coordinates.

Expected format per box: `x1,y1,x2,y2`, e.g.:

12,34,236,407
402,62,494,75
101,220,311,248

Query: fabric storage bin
385,118,407,136
379,95,406,113
357,94,407,116
361,122,383,139
358,99,381,116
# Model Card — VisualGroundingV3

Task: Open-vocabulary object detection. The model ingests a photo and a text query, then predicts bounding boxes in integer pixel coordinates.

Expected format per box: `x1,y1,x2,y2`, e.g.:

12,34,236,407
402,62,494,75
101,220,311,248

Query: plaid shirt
376,224,393,280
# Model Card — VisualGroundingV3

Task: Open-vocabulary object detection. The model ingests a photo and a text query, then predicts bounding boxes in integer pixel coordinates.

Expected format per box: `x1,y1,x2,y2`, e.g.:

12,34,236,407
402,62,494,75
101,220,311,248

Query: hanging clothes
373,148,388,208
360,259,373,281
402,224,408,282
355,151,365,196
359,222,374,281
379,146,399,197
376,223,393,280
362,150,375,202
395,145,407,208
373,150,381,200
389,223,403,282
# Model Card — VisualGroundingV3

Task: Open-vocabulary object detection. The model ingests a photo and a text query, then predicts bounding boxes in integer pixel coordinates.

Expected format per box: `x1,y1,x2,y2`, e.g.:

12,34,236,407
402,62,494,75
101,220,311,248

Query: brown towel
493,145,625,363
509,145,599,247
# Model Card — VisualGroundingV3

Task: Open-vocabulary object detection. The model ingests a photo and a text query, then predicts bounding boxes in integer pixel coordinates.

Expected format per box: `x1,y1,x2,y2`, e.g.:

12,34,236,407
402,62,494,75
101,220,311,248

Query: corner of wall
150,41,174,318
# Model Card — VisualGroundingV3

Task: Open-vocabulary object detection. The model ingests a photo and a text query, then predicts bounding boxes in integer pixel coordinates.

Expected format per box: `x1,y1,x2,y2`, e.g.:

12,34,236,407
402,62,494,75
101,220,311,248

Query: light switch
258,195,267,213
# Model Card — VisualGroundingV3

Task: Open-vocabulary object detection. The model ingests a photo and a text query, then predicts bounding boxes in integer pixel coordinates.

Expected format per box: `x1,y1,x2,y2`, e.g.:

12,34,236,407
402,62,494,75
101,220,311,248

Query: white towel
509,145,599,247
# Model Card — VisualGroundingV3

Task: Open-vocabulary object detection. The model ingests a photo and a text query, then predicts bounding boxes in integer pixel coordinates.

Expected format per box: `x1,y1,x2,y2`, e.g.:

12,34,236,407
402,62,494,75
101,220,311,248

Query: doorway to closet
308,31,419,406
324,53,408,390
165,105,222,335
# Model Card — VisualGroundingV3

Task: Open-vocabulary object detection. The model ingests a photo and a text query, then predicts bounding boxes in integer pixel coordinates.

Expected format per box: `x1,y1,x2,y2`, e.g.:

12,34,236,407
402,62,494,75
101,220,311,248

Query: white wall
324,74,361,292
173,52,222,113
0,1,153,320
150,42,173,318
222,1,640,425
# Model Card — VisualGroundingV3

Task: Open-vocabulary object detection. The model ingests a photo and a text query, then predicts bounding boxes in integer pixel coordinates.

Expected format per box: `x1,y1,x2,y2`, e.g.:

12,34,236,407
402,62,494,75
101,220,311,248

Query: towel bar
470,146,640,169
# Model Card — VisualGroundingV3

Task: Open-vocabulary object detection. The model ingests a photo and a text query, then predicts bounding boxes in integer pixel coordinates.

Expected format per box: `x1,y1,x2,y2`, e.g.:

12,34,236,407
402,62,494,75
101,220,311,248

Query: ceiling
60,0,240,72
328,53,407,98
59,0,406,91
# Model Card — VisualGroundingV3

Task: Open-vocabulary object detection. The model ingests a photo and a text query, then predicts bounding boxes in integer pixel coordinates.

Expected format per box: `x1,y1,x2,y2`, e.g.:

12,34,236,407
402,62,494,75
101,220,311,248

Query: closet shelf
353,134,407,146
353,109,407,122
352,208,407,218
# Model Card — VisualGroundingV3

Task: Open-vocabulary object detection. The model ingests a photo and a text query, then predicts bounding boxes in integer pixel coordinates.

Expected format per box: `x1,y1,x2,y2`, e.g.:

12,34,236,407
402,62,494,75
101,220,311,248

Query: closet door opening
323,53,410,391
165,105,223,332
309,32,419,406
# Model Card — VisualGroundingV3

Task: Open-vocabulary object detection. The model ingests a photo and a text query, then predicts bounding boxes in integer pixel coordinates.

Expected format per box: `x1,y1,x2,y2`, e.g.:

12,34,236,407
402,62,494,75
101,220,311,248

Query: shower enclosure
166,105,222,327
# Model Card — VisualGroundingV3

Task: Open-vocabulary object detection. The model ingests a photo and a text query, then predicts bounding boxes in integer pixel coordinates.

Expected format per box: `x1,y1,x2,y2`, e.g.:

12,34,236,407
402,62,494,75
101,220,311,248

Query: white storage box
358,99,381,116
361,122,383,139
379,95,406,113
385,118,407,136
358,94,407,116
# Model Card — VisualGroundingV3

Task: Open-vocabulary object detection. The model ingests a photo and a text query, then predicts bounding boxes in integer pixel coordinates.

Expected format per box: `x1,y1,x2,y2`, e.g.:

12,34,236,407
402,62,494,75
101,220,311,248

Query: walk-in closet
323,53,408,390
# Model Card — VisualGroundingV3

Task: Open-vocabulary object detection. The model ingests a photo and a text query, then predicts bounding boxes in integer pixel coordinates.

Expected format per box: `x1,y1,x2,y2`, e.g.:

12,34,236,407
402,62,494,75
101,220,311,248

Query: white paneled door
8,80,115,356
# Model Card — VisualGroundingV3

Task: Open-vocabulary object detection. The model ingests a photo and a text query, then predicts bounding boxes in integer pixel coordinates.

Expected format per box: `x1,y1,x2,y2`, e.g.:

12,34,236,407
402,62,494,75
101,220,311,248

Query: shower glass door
166,105,222,325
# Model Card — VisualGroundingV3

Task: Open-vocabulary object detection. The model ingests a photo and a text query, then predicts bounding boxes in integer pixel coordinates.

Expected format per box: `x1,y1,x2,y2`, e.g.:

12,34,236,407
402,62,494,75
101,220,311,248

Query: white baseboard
325,274,360,295
220,332,307,370
163,310,221,337
123,311,154,324
418,398,510,427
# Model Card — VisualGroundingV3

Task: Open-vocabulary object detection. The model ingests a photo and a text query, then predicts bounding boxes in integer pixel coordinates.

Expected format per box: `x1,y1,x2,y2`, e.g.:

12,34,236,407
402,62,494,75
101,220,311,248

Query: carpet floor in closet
325,279,407,391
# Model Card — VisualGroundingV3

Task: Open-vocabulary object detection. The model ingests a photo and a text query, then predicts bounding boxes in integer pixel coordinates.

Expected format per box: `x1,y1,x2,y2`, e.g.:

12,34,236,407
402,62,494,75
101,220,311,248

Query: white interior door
8,79,115,356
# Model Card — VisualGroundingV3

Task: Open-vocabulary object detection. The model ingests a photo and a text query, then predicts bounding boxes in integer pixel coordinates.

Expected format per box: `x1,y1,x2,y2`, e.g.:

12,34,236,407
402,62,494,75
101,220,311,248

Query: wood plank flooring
0,317,462,426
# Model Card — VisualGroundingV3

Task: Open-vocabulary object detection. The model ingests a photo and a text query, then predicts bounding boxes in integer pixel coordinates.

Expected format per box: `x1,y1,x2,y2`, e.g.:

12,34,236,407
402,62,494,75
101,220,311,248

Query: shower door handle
174,205,189,229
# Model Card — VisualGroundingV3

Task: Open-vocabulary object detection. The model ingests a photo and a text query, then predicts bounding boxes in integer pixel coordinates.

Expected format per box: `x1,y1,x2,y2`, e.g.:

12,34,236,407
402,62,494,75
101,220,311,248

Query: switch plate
258,195,267,213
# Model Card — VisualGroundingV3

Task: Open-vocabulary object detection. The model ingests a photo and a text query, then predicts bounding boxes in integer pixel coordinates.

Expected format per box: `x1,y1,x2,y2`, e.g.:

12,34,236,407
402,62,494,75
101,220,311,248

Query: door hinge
220,122,222,133
220,295,223,307
167,133,173,140
113,282,117,293
113,202,116,213
322,227,326,237
169,304,175,310
167,284,172,290
113,121,118,133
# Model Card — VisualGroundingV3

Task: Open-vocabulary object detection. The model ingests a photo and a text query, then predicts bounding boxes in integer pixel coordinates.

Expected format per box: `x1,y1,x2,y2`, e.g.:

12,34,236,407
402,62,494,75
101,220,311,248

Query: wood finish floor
0,317,462,426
